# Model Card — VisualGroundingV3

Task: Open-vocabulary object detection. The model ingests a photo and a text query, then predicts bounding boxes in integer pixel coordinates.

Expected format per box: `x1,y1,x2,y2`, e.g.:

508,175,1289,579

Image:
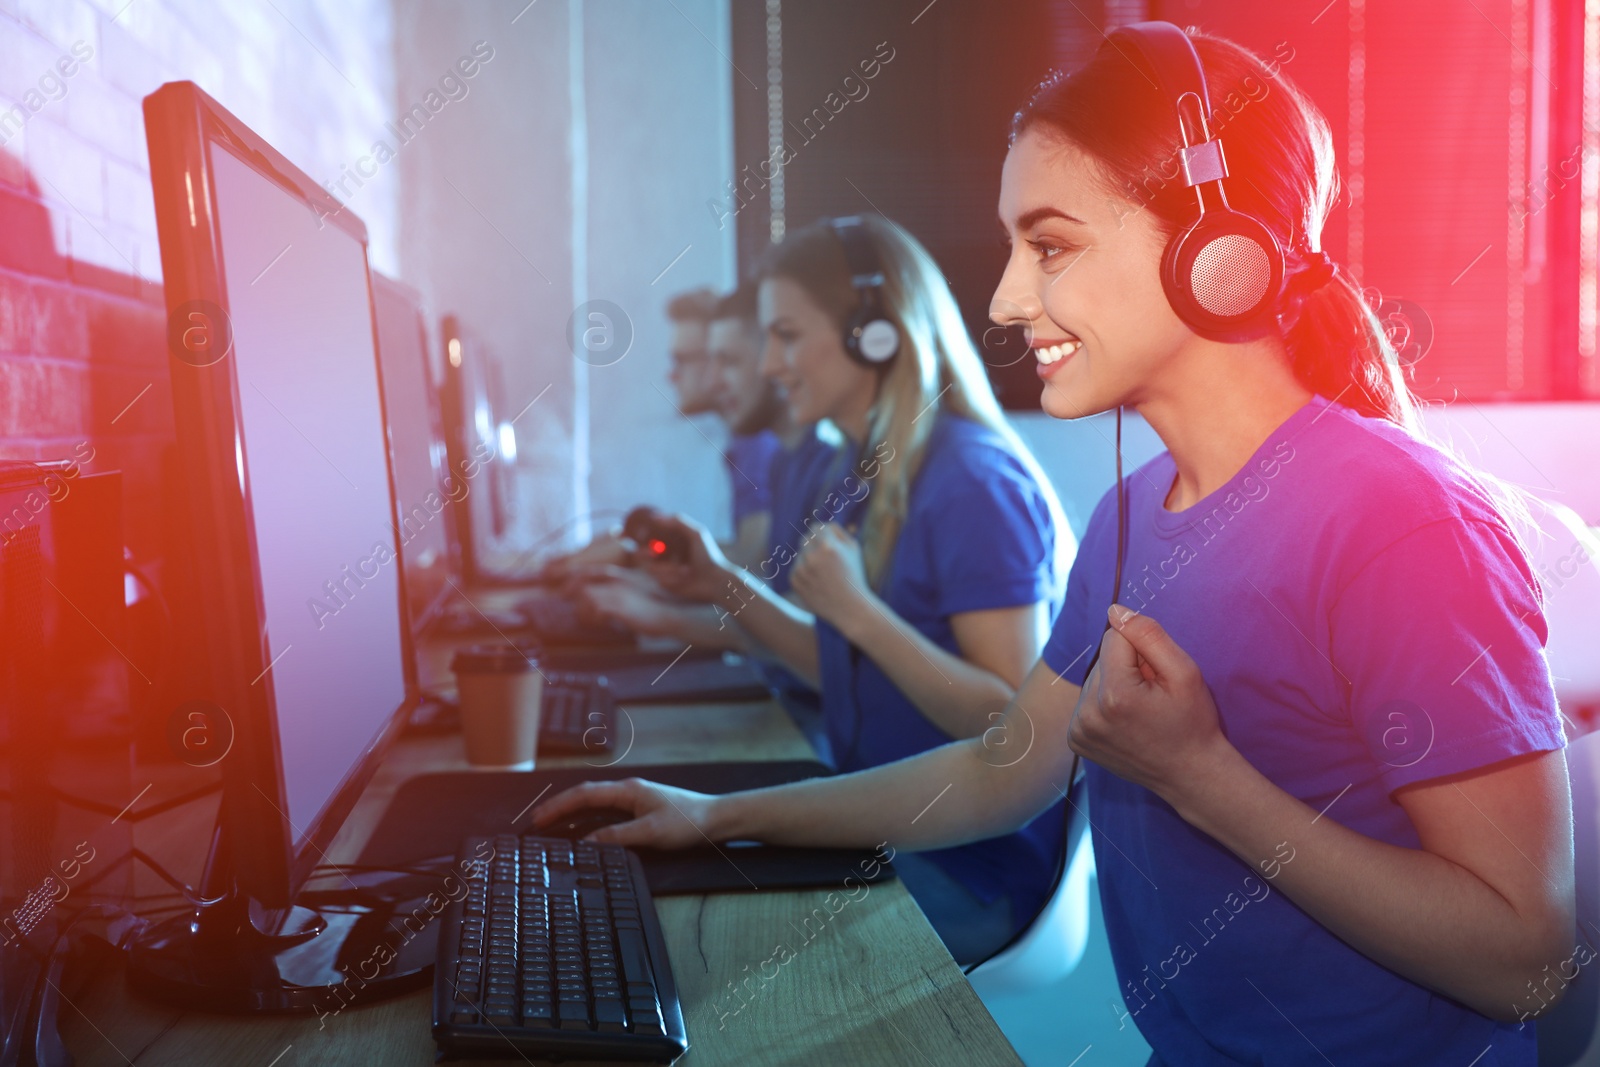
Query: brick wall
0,0,396,571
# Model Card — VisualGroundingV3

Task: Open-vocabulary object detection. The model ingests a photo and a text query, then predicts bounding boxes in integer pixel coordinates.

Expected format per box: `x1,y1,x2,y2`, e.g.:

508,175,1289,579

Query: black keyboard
539,673,615,756
433,835,689,1062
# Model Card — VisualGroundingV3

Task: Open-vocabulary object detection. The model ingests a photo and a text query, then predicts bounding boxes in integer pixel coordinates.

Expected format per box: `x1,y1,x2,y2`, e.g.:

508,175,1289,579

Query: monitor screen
373,276,452,633
210,144,407,844
440,318,507,580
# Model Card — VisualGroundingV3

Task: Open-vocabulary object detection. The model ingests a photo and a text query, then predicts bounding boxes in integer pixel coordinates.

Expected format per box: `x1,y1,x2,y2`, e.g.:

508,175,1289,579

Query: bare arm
1174,740,1573,1022
533,658,1082,853
707,567,822,686
786,523,1049,737
722,511,771,572
830,598,1048,739
1075,606,1576,1023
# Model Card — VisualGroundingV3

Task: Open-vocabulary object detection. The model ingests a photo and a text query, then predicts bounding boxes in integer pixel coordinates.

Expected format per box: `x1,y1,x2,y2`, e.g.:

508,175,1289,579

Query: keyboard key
594,998,627,1032
617,930,654,985
558,1000,592,1030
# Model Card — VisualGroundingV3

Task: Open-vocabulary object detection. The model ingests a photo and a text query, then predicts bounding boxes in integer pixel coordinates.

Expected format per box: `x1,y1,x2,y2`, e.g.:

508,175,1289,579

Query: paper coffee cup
451,644,543,769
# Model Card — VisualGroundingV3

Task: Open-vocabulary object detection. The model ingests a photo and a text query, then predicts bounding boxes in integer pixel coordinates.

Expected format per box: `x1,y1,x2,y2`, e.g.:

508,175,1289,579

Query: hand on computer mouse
530,777,722,850
621,506,689,564
638,513,731,604
538,529,631,581
543,805,639,841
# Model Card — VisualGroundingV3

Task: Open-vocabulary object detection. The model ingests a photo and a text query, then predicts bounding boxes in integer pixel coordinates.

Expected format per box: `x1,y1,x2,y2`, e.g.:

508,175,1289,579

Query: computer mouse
622,506,690,564
547,805,636,841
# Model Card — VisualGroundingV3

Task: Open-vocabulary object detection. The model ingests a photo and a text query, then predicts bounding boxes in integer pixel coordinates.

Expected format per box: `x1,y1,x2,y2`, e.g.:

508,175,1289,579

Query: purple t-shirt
1041,395,1563,1065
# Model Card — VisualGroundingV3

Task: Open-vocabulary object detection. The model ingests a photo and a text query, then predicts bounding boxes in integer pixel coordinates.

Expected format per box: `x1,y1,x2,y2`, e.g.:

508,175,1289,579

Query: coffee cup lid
451,644,538,673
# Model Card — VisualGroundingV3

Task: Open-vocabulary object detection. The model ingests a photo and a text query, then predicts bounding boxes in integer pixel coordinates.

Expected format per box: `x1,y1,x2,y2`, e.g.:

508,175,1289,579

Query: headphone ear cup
1161,210,1285,341
842,299,900,365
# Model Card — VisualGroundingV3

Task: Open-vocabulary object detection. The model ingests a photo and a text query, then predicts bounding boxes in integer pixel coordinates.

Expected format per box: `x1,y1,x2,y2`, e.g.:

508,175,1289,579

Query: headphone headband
831,216,886,289
1107,22,1229,193
1096,22,1284,341
1106,22,1214,141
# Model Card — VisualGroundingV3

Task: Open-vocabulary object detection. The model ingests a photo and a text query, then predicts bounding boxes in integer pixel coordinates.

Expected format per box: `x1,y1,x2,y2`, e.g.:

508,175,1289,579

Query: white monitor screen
211,145,407,845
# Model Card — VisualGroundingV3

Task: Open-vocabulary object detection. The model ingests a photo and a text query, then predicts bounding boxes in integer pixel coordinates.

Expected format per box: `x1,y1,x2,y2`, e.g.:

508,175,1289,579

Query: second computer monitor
439,315,520,583
373,274,455,633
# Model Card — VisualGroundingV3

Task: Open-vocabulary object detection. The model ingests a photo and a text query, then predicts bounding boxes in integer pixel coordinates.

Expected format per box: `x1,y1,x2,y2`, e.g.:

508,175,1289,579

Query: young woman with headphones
620,213,1074,965
539,24,1573,1061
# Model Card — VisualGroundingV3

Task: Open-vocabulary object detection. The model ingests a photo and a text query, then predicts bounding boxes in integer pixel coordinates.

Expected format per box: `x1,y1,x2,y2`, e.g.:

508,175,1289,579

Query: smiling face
992,128,1196,420
758,275,878,435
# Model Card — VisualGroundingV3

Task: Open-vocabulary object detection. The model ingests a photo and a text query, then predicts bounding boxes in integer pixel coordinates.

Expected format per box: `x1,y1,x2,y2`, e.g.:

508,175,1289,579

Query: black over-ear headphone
1106,22,1284,341
829,216,901,366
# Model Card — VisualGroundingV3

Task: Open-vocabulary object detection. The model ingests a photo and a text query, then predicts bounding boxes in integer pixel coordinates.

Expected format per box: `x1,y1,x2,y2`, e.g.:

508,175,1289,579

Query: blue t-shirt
761,425,840,595
1041,395,1564,1066
816,413,1069,922
752,425,839,716
726,431,782,530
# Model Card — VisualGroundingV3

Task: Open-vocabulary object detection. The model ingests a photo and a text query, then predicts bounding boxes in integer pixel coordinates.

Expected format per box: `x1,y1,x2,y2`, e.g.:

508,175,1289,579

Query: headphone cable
1068,404,1126,789
963,404,1124,974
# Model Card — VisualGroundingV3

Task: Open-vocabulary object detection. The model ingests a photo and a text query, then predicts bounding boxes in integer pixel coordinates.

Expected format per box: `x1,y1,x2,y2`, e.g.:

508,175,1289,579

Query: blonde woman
625,215,1073,964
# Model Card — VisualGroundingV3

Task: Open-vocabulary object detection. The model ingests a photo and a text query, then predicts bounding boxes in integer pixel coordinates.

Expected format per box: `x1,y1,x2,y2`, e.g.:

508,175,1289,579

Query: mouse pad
358,761,898,895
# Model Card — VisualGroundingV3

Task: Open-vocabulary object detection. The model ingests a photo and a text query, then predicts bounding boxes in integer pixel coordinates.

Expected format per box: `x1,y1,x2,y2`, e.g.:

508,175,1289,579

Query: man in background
709,286,784,569
664,287,721,417
542,284,779,578
576,284,837,665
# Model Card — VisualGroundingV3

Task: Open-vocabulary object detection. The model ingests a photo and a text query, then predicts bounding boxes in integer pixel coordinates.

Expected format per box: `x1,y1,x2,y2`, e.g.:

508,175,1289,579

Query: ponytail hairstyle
1011,30,1419,430
756,215,1069,589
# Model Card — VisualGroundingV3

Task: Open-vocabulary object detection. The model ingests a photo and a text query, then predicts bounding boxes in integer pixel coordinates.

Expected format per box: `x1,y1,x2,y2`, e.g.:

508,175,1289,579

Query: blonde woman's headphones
829,216,901,365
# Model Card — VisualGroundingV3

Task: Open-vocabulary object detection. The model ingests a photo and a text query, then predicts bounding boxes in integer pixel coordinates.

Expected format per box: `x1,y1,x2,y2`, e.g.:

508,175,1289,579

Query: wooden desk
61,676,1023,1064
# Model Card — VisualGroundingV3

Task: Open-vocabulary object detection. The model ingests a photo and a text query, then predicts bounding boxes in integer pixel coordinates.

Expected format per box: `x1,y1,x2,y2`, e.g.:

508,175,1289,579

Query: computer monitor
133,81,427,1011
438,314,520,583
372,273,454,634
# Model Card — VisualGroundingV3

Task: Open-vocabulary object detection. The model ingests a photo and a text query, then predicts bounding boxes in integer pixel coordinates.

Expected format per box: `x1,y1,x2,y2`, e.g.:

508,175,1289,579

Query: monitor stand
127,857,438,1014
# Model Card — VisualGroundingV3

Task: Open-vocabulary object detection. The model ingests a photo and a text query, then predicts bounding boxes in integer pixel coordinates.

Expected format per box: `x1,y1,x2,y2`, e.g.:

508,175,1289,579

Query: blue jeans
893,851,1017,967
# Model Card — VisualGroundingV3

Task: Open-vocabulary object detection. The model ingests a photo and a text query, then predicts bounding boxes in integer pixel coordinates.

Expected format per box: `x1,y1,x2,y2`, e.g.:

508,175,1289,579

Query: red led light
649,538,668,556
